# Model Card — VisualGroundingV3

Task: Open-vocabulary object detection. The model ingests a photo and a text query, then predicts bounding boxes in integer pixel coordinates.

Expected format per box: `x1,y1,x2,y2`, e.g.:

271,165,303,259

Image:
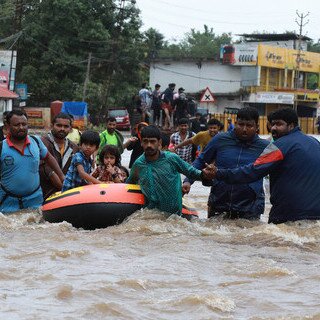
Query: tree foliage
159,25,232,60
0,4,235,117
1,0,145,118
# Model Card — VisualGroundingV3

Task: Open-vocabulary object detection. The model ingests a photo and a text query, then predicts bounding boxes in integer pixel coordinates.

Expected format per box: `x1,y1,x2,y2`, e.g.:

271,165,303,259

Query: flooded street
1,135,320,319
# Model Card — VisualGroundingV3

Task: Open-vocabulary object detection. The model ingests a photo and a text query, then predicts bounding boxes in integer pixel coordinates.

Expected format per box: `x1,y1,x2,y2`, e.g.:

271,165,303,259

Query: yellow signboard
258,44,320,73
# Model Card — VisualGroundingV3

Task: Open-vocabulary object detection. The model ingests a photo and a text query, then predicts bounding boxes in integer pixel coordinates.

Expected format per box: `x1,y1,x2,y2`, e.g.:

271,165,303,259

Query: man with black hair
127,125,215,216
62,130,101,191
174,118,223,154
40,112,79,199
151,84,162,126
0,110,65,212
183,107,269,220
173,87,188,126
98,117,124,158
213,107,320,224
138,82,151,122
161,83,176,129
170,118,195,163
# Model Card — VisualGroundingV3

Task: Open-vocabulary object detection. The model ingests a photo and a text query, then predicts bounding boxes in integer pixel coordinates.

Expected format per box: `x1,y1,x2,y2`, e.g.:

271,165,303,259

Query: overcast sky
134,0,320,43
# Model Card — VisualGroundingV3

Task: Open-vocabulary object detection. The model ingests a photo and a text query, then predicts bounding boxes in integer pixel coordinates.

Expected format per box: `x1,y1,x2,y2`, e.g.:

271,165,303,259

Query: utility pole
100,0,127,115
13,0,23,33
82,52,92,102
294,10,309,110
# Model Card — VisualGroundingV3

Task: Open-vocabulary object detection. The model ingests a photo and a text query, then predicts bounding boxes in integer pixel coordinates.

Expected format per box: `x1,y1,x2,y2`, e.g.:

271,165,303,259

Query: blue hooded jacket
216,127,320,223
186,131,269,218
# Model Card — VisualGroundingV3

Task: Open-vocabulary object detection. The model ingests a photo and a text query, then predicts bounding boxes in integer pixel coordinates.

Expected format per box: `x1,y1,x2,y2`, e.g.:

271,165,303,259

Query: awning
0,87,19,99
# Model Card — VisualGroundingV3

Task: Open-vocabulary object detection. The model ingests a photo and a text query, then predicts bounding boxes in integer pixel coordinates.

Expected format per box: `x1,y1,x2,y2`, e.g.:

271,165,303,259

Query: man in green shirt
98,117,124,157
127,125,216,216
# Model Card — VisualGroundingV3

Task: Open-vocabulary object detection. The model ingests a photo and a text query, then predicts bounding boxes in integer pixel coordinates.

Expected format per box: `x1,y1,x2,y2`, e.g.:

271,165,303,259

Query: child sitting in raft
91,145,125,183
62,130,101,191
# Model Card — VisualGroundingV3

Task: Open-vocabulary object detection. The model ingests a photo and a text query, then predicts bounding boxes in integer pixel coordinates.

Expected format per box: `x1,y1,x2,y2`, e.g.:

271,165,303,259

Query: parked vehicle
108,108,130,130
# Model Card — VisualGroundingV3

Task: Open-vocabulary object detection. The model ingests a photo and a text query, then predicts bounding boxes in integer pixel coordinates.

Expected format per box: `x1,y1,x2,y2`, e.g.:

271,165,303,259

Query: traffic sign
200,87,215,102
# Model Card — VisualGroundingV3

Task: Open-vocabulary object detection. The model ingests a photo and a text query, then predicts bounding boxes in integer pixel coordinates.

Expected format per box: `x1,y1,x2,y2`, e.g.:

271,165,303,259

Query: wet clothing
127,151,202,215
171,131,195,163
186,131,269,219
216,127,320,224
227,123,234,132
173,94,188,122
0,135,48,213
191,131,214,153
62,151,93,191
40,132,78,199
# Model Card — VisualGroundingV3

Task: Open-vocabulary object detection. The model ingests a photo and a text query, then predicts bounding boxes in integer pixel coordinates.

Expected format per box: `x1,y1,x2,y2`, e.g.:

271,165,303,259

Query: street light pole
293,10,309,111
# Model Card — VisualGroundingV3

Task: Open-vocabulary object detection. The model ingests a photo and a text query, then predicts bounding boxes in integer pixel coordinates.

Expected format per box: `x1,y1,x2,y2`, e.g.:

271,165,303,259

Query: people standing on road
138,82,151,123
92,145,125,183
189,112,204,134
39,113,79,200
161,83,175,130
173,87,189,128
62,130,101,191
170,118,195,164
151,84,162,127
126,125,216,216
0,110,65,213
183,107,269,220
187,97,196,117
212,107,320,224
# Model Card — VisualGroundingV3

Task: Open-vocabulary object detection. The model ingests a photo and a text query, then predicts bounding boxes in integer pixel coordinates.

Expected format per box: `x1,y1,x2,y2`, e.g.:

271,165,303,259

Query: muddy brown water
0,134,319,319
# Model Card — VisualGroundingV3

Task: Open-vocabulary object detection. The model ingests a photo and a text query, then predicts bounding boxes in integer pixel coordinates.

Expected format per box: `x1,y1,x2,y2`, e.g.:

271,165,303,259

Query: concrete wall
149,61,241,95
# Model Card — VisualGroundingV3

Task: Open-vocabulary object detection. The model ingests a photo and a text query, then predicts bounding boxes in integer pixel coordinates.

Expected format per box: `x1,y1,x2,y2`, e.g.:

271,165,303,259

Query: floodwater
1,135,320,319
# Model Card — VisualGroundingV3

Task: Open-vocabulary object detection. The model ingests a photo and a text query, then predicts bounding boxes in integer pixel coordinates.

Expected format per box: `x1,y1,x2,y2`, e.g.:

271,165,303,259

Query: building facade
149,34,320,117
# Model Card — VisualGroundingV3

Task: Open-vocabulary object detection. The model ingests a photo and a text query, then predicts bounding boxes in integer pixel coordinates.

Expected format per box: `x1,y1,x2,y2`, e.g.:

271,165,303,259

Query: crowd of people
130,82,200,131
1,104,320,225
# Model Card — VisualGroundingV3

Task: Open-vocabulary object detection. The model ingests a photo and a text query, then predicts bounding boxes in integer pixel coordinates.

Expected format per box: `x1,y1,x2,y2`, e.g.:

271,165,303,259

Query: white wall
149,61,241,95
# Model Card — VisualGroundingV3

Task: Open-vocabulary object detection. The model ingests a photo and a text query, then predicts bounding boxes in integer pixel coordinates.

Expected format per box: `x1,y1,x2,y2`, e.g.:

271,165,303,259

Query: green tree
158,25,232,60
182,25,232,60
143,27,166,60
1,0,145,119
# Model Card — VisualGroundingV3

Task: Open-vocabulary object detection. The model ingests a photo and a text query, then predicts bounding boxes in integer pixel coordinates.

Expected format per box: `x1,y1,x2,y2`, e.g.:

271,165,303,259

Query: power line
293,10,310,110
24,34,89,67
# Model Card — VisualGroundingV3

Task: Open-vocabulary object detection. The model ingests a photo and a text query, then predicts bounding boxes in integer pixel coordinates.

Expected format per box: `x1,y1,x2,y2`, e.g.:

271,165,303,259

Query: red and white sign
0,71,9,89
200,87,215,102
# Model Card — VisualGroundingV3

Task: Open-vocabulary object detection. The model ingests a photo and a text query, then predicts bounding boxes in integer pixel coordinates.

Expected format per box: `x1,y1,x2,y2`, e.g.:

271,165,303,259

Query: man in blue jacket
214,107,320,224
183,107,269,219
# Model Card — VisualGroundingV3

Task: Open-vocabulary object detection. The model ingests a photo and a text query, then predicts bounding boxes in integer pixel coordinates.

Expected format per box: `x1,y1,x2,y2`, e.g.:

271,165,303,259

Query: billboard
0,70,9,88
221,44,258,66
258,44,320,73
0,50,17,91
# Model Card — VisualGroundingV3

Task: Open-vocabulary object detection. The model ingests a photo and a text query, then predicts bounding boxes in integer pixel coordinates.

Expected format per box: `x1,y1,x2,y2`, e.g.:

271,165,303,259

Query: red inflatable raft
42,183,198,230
